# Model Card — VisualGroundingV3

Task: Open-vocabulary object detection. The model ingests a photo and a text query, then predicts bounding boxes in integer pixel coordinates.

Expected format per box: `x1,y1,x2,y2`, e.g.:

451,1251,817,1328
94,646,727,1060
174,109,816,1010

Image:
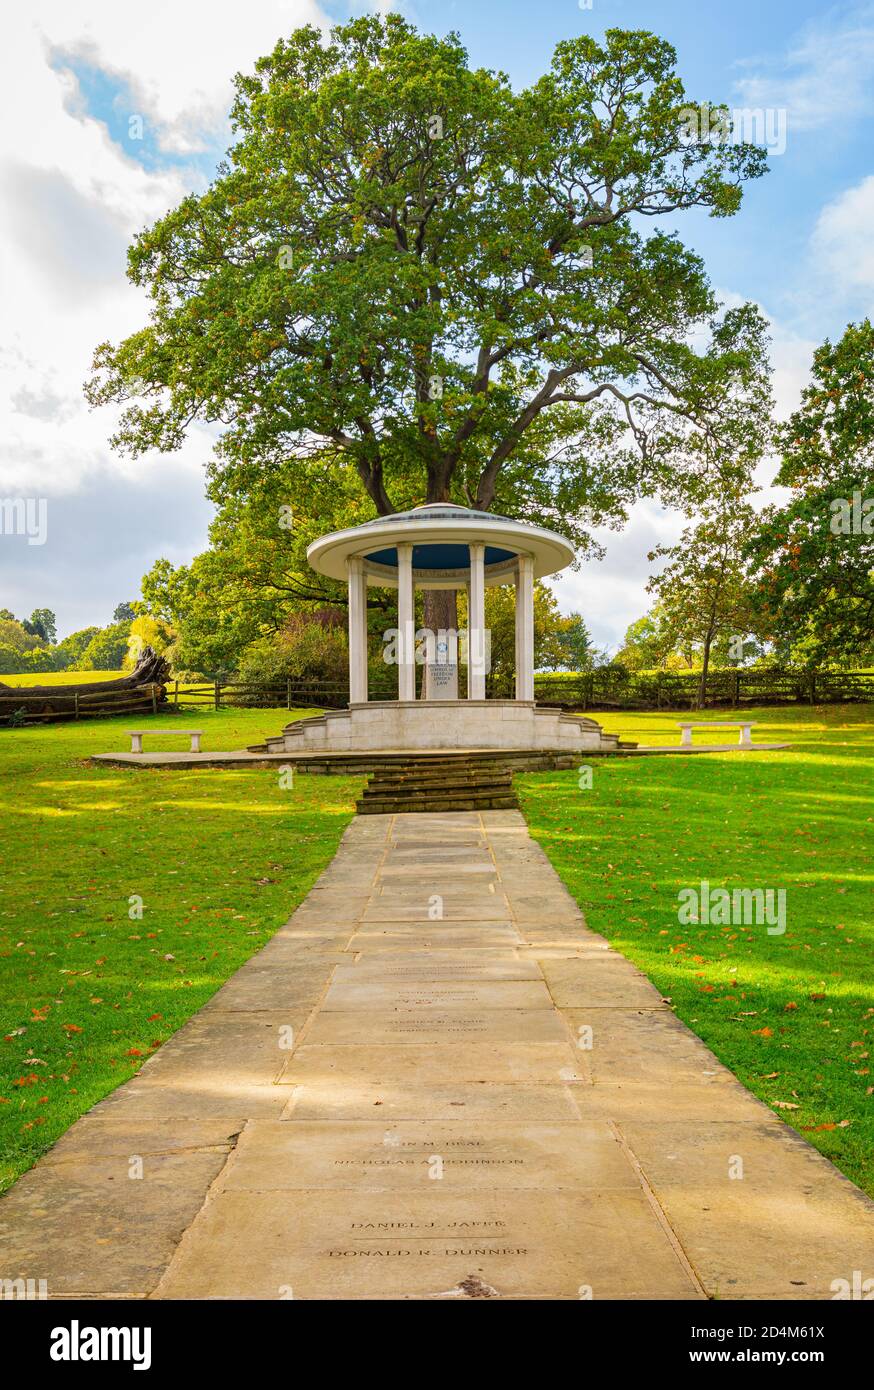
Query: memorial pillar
514,553,534,701
468,542,486,700
397,543,416,701
347,555,368,704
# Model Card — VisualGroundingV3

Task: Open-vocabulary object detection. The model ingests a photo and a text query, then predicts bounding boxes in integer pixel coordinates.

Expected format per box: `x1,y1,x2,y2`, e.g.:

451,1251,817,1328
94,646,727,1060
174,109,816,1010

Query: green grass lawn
518,703,874,1197
3,700,872,1203
0,707,363,1192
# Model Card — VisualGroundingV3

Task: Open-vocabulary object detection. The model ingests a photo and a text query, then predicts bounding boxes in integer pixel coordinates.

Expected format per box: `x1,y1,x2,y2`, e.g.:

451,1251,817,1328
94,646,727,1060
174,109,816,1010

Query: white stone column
468,542,486,700
347,555,368,704
397,543,416,701
514,553,534,702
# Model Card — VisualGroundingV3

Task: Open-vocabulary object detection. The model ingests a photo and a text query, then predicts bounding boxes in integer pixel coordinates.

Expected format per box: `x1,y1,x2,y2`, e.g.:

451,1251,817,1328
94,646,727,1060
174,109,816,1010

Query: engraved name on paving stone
328,1218,527,1259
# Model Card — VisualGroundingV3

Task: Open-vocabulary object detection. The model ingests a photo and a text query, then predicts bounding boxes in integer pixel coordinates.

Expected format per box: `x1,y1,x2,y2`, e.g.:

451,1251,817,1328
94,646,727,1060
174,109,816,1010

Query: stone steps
356,755,520,815
360,777,515,801
246,700,633,757
244,746,581,774
359,794,519,814
362,776,513,792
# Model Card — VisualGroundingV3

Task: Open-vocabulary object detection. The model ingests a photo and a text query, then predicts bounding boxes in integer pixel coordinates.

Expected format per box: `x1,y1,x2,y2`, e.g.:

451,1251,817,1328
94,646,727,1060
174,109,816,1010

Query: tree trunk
421,589,459,698
698,636,712,709
0,646,170,696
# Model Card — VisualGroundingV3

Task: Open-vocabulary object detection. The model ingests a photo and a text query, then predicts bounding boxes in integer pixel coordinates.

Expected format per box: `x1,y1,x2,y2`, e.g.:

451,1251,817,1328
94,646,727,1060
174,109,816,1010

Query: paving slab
221,1120,638,1192
154,1188,700,1300
331,953,542,981
562,1006,743,1085
305,1007,569,1045
0,1152,230,1299
348,925,520,949
616,1120,874,1299
320,978,554,1012
361,904,509,923
278,1041,586,1086
283,1080,584,1122
540,957,668,1008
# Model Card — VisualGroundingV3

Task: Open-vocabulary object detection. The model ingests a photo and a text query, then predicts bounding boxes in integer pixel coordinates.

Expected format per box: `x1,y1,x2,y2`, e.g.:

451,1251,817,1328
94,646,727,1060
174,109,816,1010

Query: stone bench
677,721,757,749
127,729,203,754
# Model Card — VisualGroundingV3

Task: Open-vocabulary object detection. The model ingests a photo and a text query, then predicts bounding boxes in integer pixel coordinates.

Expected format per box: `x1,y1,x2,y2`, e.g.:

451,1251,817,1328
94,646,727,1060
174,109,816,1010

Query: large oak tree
88,15,772,633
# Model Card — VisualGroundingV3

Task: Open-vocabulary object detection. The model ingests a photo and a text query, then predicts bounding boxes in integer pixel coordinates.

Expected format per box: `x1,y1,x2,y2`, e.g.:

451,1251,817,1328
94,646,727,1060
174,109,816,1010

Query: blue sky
3,0,874,648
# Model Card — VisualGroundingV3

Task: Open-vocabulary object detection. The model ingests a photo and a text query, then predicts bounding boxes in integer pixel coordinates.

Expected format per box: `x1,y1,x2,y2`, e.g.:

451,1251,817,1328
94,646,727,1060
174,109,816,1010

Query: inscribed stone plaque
425,659,458,699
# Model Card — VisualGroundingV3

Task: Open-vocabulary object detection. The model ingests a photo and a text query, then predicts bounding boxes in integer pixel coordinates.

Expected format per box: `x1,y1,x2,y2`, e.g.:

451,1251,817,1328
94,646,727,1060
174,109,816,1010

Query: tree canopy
88,14,771,559
747,320,874,664
646,499,762,703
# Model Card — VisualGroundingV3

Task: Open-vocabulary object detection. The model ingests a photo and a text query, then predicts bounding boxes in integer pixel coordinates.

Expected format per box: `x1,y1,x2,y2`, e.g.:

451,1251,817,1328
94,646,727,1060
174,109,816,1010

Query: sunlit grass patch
519,703,874,1198
0,707,361,1191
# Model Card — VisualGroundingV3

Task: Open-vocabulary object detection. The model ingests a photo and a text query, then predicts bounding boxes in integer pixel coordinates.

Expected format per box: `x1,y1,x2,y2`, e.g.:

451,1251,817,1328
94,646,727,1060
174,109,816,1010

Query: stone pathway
2,811,872,1299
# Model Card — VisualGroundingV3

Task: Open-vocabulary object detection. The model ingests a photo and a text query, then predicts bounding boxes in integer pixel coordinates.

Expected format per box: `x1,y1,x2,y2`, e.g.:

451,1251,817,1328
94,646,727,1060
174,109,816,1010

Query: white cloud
734,2,874,134
550,501,685,654
0,2,331,630
32,0,328,154
811,174,874,308
769,319,816,422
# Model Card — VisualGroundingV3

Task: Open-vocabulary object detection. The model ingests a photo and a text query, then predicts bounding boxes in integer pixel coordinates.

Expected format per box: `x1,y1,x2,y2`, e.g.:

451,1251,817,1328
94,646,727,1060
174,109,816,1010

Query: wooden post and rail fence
164,667,874,713
2,667,873,725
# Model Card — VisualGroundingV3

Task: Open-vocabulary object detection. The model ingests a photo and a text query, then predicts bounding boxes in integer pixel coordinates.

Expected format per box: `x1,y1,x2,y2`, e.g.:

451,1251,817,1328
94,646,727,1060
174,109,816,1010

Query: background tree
80,622,132,672
238,610,349,693
0,617,44,654
646,500,761,705
615,603,692,671
747,320,874,664
113,601,138,623
457,581,594,683
25,609,57,644
89,14,771,646
554,612,601,671
54,627,100,670
125,615,173,670
139,459,380,672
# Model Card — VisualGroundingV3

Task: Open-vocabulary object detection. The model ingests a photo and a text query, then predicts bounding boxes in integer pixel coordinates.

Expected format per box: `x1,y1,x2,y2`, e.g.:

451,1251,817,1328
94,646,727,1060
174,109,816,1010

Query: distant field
1,670,125,686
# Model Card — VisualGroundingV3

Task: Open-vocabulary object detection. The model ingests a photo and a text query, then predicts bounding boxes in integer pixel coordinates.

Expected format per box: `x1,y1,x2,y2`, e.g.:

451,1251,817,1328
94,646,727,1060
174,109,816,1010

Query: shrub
238,614,349,691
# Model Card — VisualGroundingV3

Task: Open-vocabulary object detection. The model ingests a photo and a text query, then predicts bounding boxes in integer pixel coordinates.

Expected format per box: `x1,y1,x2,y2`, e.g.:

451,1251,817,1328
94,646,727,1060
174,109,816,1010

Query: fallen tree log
0,649,170,725
0,646,170,698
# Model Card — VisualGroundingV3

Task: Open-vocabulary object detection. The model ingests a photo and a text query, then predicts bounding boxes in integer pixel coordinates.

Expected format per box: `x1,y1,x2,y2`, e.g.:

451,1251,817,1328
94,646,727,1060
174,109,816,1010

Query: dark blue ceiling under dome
366,543,517,571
